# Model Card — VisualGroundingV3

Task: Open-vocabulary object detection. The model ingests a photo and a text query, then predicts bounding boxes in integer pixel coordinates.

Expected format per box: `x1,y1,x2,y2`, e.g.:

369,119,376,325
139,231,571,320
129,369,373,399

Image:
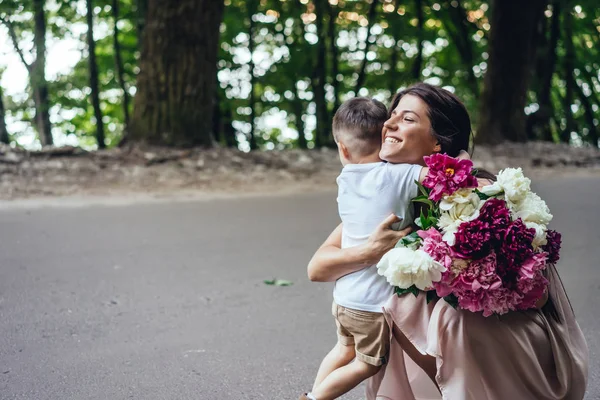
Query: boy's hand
363,214,412,265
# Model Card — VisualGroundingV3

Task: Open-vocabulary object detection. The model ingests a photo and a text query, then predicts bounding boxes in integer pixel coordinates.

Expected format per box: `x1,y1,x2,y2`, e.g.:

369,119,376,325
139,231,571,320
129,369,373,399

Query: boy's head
332,97,387,165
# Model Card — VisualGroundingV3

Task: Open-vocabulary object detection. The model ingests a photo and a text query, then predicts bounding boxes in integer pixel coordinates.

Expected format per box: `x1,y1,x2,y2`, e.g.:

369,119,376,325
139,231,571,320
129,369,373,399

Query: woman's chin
379,143,405,162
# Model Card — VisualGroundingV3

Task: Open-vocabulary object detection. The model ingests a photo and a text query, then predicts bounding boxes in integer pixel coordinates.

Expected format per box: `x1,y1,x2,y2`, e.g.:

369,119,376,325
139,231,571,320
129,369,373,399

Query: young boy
301,97,423,400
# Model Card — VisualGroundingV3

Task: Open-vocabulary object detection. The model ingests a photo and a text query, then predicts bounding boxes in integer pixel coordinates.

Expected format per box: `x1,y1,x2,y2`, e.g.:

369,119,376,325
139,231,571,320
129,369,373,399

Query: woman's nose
383,119,397,132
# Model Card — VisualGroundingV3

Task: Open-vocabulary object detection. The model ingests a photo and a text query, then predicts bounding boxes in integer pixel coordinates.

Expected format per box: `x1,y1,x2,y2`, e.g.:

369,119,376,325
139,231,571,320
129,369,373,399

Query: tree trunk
32,0,53,146
112,0,131,135
130,0,225,147
247,0,258,150
87,0,105,149
561,9,576,144
312,0,329,148
412,0,424,80
327,1,340,114
527,1,560,142
136,0,147,51
0,86,8,144
355,0,378,93
293,95,307,149
476,0,547,144
574,80,598,146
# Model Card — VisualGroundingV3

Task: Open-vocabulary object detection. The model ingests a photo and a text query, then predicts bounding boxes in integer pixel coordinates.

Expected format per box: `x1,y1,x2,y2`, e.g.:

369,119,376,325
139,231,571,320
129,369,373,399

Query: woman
307,83,589,399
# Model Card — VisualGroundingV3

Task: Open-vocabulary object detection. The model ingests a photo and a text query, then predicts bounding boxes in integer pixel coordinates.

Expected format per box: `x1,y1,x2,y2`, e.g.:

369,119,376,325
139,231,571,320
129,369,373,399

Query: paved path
0,176,598,399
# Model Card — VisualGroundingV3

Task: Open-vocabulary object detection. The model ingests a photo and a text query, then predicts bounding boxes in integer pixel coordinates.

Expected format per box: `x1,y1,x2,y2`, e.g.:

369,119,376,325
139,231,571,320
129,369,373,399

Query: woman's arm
307,214,412,282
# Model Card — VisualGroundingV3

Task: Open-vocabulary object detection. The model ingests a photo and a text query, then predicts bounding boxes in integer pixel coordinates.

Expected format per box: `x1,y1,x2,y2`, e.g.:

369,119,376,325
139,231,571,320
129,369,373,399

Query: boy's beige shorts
332,301,390,366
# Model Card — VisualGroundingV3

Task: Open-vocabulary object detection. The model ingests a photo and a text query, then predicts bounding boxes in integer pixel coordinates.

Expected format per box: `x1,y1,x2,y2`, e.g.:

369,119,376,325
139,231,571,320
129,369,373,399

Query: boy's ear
339,142,351,160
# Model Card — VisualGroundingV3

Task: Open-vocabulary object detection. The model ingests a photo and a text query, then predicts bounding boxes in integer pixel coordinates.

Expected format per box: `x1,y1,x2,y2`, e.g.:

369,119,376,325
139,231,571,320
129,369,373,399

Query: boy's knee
335,342,356,362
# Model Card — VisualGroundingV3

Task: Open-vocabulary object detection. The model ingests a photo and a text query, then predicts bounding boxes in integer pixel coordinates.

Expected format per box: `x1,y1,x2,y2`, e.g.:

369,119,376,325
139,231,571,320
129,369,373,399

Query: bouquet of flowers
376,154,562,316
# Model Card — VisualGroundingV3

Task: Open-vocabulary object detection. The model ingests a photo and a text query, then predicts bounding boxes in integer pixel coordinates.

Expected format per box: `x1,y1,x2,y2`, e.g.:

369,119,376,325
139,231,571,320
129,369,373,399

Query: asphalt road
0,176,599,400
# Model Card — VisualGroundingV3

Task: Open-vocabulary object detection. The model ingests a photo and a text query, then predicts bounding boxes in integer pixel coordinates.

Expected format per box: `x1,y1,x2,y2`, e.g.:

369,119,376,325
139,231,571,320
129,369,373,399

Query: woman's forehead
394,94,428,115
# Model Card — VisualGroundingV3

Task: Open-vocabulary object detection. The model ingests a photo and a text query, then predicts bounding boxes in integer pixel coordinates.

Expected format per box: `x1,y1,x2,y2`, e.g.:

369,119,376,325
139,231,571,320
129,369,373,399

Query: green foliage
395,284,421,298
1,0,599,148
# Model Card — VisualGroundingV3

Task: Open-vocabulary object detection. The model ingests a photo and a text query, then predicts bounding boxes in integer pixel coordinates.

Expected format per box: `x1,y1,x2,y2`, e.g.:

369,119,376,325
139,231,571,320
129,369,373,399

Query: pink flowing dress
366,265,589,400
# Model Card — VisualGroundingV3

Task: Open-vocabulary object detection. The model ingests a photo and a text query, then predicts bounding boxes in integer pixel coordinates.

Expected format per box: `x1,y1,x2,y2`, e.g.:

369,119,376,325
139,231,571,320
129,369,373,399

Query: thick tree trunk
32,0,52,146
412,0,424,80
247,0,258,150
130,0,225,147
136,0,147,51
527,2,560,142
327,1,340,114
0,86,8,144
476,0,547,144
312,0,329,148
355,0,378,93
87,0,105,149
112,0,131,134
561,9,576,144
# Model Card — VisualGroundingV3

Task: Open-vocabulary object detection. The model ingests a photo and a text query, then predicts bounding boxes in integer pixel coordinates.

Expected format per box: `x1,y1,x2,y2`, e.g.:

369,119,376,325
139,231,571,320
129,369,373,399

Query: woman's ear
433,142,442,153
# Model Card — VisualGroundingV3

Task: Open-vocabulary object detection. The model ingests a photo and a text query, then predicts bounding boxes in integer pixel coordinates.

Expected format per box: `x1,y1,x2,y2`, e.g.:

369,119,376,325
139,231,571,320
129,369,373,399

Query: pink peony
517,273,549,310
422,153,478,201
452,251,502,292
418,228,452,269
542,230,562,264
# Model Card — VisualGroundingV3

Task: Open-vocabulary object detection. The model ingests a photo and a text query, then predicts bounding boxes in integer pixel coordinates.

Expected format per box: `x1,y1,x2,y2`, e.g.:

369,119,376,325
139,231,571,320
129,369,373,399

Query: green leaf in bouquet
474,189,492,201
443,294,459,309
426,290,439,304
398,231,422,249
413,197,435,210
395,285,421,298
416,180,430,198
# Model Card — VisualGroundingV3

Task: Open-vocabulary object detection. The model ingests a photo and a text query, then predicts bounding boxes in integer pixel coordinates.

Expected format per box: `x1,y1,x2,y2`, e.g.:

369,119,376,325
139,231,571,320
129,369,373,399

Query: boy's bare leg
312,359,381,400
312,342,356,391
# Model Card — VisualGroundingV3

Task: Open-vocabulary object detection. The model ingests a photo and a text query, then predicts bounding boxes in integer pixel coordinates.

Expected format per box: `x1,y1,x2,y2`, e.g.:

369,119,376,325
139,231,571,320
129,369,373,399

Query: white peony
525,221,548,249
439,188,481,218
513,191,553,226
480,167,531,204
377,247,446,290
437,189,481,246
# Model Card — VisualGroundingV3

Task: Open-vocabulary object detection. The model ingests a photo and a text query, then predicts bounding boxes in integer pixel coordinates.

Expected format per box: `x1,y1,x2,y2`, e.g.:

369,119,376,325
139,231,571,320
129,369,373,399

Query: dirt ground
0,142,599,202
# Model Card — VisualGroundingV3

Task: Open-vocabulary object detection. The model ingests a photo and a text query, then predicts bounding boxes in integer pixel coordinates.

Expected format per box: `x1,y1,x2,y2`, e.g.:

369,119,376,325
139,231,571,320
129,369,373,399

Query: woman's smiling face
379,94,440,165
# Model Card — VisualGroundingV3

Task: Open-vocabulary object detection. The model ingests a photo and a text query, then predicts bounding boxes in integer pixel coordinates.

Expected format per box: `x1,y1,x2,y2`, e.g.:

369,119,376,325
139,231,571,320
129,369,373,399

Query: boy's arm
307,215,412,282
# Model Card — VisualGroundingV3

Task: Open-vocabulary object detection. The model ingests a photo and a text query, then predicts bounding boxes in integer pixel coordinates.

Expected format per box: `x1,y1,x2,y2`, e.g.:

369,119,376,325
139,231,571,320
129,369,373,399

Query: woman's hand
362,214,413,265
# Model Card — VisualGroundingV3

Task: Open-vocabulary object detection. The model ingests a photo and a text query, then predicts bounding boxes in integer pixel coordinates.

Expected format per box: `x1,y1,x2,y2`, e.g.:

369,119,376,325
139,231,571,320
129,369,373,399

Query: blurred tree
86,0,105,149
312,0,329,148
355,0,379,92
527,1,561,142
476,0,548,144
247,0,258,150
130,0,225,146
0,0,53,146
0,85,8,144
112,0,131,140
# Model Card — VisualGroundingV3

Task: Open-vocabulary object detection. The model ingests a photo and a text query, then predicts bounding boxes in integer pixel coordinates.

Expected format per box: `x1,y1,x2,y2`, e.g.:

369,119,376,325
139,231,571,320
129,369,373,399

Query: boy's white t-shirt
334,162,422,313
